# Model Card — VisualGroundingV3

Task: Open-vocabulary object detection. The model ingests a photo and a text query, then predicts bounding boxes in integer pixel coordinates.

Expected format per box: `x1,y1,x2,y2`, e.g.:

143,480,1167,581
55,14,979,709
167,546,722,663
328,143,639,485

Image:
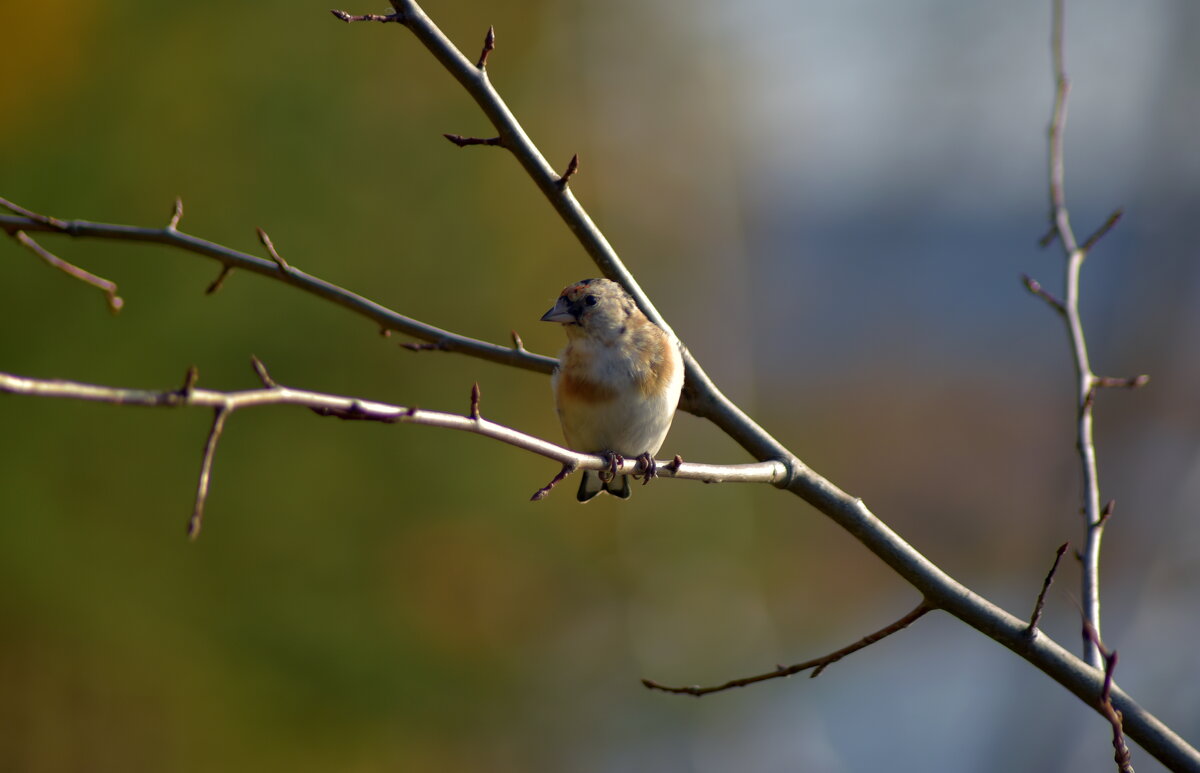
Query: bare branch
530,461,577,502
642,602,933,696
0,202,557,376
1022,274,1065,315
11,230,123,313
1083,622,1136,773
206,265,234,295
1027,542,1069,633
0,368,792,496
1035,0,1143,668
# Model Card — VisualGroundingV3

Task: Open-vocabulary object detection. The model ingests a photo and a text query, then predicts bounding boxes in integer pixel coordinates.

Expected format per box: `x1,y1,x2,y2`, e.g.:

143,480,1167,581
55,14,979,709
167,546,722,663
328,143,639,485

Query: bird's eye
584,295,598,307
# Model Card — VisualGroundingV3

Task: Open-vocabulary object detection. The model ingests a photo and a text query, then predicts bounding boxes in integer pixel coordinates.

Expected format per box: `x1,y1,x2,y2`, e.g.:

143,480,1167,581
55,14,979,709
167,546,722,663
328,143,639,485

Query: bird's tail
577,471,632,502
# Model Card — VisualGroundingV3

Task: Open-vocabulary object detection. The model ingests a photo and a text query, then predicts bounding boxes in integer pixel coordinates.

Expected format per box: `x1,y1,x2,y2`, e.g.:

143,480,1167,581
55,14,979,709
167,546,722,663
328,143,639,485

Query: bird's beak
540,297,576,323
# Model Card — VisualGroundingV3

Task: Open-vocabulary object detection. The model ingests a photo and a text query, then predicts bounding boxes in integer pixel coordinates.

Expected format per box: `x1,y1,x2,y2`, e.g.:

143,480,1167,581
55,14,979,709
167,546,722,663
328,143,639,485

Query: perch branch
0,368,792,525
642,601,933,696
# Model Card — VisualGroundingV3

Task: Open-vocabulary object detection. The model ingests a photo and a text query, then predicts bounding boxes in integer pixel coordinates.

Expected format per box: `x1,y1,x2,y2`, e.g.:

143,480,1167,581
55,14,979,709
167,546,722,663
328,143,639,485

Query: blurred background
2,0,1198,770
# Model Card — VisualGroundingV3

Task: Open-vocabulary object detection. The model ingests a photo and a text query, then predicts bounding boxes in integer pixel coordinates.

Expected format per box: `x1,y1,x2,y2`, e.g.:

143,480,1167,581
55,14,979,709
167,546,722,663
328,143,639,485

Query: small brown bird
540,278,684,501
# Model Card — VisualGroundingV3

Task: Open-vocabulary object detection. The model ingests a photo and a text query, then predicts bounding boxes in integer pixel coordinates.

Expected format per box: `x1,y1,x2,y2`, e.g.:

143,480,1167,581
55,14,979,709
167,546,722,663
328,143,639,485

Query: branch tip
188,406,231,541
510,329,525,351
180,366,200,397
1027,541,1069,633
557,154,579,187
1081,208,1124,254
470,382,481,419
531,461,578,501
476,25,495,69
168,197,184,230
250,355,277,388
14,230,124,313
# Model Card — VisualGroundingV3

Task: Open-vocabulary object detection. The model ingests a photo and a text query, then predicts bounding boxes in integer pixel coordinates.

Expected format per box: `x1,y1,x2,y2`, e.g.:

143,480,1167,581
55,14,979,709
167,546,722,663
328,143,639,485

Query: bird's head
540,278,639,341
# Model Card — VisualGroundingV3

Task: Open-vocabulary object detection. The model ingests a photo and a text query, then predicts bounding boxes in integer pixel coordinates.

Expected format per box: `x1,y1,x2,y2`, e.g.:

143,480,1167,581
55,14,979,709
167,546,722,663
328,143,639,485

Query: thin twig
1038,0,1140,668
167,197,184,230
643,602,933,696
256,226,291,272
188,406,231,540
557,153,579,188
443,133,504,148
330,9,403,23
530,461,577,501
1027,542,1069,633
469,382,481,419
12,230,124,313
206,265,234,295
476,25,494,69
1083,622,1136,773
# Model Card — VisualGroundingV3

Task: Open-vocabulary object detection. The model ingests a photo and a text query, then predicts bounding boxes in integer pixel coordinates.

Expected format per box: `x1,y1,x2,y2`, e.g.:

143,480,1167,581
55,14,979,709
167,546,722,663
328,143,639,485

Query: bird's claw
598,451,624,483
635,452,658,485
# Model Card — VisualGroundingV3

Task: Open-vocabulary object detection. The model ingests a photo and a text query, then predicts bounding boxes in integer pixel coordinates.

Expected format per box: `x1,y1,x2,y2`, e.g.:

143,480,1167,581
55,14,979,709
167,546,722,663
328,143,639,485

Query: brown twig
1094,375,1149,390
167,196,184,230
206,265,234,295
642,602,933,696
180,366,200,397
1081,208,1124,254
530,461,578,501
256,227,291,272
476,25,495,69
443,133,504,148
557,153,579,188
188,406,231,540
330,9,403,23
1083,622,1135,773
12,230,123,313
469,382,481,419
1022,274,1065,315
1027,542,1069,633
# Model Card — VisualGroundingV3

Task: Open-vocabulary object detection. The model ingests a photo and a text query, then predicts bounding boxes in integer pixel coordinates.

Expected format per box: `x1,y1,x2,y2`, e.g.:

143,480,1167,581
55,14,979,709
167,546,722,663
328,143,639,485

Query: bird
540,278,684,501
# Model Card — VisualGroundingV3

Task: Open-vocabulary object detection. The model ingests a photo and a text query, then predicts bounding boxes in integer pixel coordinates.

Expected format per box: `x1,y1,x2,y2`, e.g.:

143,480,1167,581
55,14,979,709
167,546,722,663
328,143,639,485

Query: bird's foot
635,452,658,485
598,451,624,483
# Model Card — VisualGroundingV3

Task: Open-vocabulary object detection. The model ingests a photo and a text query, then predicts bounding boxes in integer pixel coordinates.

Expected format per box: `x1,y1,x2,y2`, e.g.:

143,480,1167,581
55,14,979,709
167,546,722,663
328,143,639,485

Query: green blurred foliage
0,2,828,771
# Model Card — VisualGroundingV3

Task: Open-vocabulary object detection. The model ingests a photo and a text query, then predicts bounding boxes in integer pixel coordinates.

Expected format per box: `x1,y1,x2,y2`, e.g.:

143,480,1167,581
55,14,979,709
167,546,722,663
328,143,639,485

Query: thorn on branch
443,133,504,148
330,9,403,23
256,227,291,272
470,382,481,419
530,461,578,501
510,329,525,352
476,25,495,69
1027,541,1069,634
14,230,124,313
557,154,579,188
1081,208,1124,254
1022,274,1065,315
168,196,184,230
250,355,277,388
1097,499,1115,527
180,366,200,398
206,265,234,295
642,602,933,696
188,406,231,541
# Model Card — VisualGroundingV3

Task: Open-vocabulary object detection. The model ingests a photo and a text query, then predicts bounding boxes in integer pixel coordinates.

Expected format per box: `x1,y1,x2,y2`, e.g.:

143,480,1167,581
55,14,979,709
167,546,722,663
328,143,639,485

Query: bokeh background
2,0,1198,770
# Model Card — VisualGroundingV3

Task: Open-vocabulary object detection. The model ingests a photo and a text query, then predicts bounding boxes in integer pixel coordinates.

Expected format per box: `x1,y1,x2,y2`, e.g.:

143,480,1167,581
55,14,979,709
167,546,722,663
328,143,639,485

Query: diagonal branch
9,227,123,313
0,203,555,376
642,601,933,697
